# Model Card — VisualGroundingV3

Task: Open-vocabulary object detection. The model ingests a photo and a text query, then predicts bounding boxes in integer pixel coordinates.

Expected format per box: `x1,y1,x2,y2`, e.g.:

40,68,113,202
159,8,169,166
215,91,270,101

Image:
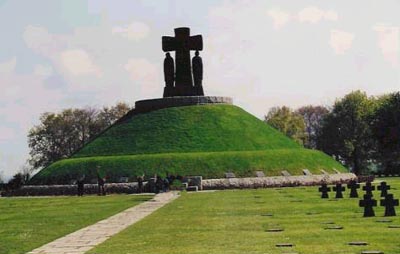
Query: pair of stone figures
163,50,203,93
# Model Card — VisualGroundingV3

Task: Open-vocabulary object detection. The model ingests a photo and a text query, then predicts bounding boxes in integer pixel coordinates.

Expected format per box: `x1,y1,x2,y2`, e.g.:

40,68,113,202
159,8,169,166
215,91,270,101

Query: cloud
330,29,354,54
267,8,291,29
373,24,399,67
112,21,150,41
124,58,160,96
298,7,338,23
59,49,102,77
33,64,53,77
0,126,16,142
0,57,17,73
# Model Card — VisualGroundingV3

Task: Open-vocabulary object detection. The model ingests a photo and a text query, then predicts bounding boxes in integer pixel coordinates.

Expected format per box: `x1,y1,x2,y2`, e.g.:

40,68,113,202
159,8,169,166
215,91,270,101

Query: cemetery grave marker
348,242,368,246
255,171,265,177
225,172,236,178
380,194,399,217
388,225,400,228
324,225,343,230
347,180,360,198
333,183,345,198
275,243,294,247
319,183,331,198
359,194,377,217
377,181,390,197
320,169,329,175
360,251,384,254
302,169,312,176
333,168,341,174
363,182,375,196
281,170,291,176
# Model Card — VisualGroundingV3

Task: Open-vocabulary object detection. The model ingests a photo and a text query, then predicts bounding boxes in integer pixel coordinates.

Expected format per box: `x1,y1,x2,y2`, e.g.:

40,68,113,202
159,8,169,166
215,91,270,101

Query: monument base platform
135,96,233,114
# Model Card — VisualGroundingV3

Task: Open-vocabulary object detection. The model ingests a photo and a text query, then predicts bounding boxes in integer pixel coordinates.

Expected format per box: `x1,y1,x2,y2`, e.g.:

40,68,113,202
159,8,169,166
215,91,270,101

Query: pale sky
0,0,399,179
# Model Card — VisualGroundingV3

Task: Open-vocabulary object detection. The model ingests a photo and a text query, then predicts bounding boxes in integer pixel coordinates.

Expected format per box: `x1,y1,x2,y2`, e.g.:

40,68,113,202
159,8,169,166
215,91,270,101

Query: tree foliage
371,92,400,175
296,105,329,149
28,102,131,169
265,106,306,145
316,91,376,175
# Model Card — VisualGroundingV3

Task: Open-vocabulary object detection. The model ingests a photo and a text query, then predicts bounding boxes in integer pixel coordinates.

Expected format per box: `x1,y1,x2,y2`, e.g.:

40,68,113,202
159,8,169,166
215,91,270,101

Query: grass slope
32,149,346,184
89,178,400,254
32,104,346,184
74,104,300,157
0,195,151,254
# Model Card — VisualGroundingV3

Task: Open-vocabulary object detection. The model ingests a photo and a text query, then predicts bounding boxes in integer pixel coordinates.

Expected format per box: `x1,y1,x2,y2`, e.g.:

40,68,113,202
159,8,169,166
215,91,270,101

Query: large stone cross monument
134,27,232,114
162,27,204,97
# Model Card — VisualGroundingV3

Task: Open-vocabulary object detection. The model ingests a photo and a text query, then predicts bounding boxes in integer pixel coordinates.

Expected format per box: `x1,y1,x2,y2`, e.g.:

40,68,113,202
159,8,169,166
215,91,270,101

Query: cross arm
162,36,177,52
188,35,203,50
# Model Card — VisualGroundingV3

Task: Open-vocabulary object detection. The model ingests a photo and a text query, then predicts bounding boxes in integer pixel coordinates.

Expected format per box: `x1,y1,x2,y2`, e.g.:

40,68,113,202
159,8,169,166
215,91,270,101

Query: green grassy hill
31,104,346,184
73,105,300,157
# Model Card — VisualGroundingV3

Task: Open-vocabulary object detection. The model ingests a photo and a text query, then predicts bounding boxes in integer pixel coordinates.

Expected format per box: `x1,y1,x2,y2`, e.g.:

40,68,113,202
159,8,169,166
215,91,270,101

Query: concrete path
28,192,179,254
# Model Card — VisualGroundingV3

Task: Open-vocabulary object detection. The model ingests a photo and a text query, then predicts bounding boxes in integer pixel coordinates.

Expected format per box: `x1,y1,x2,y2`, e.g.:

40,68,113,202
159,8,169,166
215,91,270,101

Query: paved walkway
28,192,179,254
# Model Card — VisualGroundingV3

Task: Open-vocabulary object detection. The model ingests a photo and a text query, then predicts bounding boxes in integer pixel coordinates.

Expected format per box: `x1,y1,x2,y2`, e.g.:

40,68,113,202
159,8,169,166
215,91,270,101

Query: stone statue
164,52,174,88
192,50,204,95
162,27,203,97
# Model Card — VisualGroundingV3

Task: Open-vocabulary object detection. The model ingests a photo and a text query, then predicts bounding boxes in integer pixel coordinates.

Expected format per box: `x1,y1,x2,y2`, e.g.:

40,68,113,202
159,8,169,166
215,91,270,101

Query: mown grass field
0,195,152,254
89,178,400,254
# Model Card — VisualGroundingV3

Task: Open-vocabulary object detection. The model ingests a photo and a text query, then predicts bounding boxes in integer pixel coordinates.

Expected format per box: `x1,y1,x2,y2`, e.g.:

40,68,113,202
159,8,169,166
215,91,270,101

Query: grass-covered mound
73,104,300,157
31,104,346,184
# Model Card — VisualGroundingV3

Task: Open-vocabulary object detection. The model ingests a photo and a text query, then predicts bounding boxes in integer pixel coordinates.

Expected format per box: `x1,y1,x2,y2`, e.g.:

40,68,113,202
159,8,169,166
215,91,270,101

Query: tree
317,91,376,175
296,105,329,149
28,102,131,169
371,92,400,175
265,106,306,145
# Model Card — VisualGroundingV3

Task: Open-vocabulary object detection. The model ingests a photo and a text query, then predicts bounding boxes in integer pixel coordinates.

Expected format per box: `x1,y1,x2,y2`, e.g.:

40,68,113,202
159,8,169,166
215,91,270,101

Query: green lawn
89,178,400,254
0,194,152,254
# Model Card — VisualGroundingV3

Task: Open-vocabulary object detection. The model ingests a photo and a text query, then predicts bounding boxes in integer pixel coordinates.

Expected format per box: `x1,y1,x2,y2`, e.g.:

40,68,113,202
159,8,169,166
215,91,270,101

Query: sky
0,0,399,179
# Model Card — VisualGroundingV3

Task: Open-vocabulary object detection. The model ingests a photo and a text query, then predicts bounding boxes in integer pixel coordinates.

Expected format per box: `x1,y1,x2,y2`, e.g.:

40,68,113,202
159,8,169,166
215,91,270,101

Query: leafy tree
317,91,376,175
28,102,131,169
371,92,400,175
296,105,329,149
265,106,306,145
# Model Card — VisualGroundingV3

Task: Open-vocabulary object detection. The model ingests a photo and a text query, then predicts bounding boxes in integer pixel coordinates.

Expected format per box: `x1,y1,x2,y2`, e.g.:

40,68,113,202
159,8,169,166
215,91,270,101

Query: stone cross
319,183,331,199
162,27,203,89
380,194,399,217
359,194,377,217
377,181,390,197
333,183,345,198
362,181,375,196
347,180,360,198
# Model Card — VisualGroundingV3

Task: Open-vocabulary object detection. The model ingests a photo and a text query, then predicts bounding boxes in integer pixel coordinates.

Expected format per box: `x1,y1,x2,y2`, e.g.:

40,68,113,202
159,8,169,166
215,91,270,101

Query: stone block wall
201,173,357,190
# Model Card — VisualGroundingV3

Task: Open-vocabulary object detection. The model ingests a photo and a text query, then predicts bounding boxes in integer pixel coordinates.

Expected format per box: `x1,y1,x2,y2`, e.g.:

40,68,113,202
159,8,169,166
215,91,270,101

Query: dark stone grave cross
380,194,399,217
359,194,377,217
162,27,203,89
363,182,375,196
333,183,345,198
318,183,331,198
347,180,360,198
377,181,390,197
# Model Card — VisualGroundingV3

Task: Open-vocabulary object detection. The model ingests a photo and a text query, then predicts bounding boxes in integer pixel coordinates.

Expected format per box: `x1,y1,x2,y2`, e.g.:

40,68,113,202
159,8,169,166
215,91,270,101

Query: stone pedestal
135,96,233,114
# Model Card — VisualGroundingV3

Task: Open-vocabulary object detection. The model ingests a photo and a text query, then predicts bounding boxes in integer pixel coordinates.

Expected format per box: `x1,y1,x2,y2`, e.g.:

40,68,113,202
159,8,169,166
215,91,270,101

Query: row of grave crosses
319,181,399,217
162,27,204,98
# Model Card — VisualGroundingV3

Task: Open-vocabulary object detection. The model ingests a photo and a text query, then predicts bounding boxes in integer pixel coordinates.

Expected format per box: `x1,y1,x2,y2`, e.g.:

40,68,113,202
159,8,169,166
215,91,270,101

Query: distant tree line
26,102,131,172
265,91,400,176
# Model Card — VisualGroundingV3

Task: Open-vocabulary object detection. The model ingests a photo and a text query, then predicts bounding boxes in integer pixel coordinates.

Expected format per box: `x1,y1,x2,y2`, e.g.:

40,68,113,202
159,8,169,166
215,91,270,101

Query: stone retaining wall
201,173,357,190
135,96,233,114
1,182,144,196
2,174,357,196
